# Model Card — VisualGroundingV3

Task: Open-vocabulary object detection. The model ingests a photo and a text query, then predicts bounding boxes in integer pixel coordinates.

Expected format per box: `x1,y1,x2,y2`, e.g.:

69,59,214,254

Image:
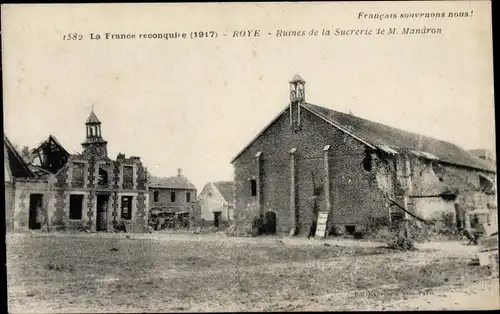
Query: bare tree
21,146,30,162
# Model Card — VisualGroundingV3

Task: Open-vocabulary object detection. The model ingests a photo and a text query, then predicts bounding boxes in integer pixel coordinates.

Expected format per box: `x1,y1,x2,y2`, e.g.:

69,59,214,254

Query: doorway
29,194,43,230
214,211,221,227
96,195,109,231
264,211,277,234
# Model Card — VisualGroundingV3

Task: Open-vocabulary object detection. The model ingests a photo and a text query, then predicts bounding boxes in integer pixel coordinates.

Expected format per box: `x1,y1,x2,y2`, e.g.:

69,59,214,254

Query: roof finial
91,104,94,113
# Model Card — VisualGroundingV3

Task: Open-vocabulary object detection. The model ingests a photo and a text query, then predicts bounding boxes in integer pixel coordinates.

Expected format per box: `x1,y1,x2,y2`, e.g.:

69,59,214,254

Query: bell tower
289,74,305,130
81,106,108,158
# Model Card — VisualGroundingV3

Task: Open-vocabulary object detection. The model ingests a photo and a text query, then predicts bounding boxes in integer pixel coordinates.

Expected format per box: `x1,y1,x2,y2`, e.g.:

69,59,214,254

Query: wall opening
170,191,176,202
121,196,132,220
29,194,43,230
72,162,85,188
250,179,257,196
98,166,108,187
264,211,277,235
186,191,191,203
69,194,84,220
96,195,109,231
345,225,356,235
153,190,159,202
122,165,134,189
214,211,221,227
363,151,372,172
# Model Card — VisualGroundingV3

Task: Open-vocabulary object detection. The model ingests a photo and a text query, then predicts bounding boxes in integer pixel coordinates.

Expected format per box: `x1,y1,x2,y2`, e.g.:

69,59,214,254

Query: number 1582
63,33,83,40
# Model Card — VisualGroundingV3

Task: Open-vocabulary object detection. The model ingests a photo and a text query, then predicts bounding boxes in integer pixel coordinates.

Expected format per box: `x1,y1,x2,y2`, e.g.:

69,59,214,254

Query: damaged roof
4,134,34,179
231,103,495,173
302,103,495,172
29,135,71,174
213,181,235,204
148,173,196,190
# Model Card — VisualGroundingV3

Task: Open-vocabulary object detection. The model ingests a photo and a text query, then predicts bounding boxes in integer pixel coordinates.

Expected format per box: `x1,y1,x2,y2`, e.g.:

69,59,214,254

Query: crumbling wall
5,182,15,231
13,179,50,231
326,140,392,235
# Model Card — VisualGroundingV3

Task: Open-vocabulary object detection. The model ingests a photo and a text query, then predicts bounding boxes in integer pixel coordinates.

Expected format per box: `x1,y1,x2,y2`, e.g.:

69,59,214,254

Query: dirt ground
7,232,499,312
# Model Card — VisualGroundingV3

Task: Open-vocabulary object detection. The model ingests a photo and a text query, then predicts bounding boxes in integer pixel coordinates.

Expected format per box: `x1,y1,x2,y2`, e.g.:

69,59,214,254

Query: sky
2,2,495,192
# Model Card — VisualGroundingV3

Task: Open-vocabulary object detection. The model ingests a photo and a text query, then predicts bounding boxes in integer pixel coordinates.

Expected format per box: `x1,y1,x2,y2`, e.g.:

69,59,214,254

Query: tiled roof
213,181,234,204
148,173,196,190
231,102,495,173
302,103,495,173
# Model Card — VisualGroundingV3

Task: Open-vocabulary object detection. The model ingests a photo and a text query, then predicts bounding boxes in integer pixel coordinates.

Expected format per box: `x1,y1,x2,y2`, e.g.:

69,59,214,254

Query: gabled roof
148,173,196,190
213,181,235,204
231,102,495,173
4,134,33,178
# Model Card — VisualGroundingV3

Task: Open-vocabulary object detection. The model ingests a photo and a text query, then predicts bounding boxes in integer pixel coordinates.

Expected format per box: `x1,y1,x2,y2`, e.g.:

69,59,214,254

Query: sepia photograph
2,1,498,312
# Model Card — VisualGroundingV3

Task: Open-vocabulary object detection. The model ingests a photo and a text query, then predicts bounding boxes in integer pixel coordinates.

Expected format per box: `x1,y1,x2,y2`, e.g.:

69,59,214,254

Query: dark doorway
264,211,277,234
96,195,109,231
345,225,356,236
214,212,221,227
29,194,43,230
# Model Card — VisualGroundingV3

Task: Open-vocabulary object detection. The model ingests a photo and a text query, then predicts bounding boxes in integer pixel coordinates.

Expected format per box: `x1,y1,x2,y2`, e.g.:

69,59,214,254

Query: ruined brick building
5,109,149,232
231,75,497,237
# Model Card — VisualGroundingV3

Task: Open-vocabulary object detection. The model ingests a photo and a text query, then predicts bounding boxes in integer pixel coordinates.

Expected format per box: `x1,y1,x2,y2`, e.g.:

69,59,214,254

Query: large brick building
231,75,496,237
5,109,149,232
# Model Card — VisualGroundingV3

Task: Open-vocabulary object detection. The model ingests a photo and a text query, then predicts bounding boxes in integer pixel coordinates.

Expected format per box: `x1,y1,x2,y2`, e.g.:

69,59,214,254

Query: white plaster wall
198,184,227,221
413,197,455,220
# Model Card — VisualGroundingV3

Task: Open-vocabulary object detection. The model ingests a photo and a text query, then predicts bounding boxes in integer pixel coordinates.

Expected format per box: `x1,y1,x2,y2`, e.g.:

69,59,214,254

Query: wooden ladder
314,211,329,238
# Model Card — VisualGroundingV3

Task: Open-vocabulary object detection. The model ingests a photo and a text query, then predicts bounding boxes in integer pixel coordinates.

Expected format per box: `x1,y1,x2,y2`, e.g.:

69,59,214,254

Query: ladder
314,211,329,238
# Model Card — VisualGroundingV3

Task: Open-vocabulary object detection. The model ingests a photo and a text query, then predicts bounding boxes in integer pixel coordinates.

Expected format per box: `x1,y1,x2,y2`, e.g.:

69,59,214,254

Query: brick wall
233,107,390,236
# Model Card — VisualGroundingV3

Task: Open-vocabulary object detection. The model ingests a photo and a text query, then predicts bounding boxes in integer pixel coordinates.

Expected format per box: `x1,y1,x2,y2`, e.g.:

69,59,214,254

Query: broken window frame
97,164,109,187
72,162,85,188
122,165,134,189
121,196,133,220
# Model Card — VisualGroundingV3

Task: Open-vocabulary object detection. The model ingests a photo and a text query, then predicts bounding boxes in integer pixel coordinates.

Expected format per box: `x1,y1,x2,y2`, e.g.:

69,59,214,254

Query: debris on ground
225,214,253,237
46,261,74,272
387,236,416,251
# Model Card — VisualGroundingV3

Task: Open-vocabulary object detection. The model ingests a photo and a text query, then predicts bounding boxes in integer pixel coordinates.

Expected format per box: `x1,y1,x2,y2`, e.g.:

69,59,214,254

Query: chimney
177,168,182,177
